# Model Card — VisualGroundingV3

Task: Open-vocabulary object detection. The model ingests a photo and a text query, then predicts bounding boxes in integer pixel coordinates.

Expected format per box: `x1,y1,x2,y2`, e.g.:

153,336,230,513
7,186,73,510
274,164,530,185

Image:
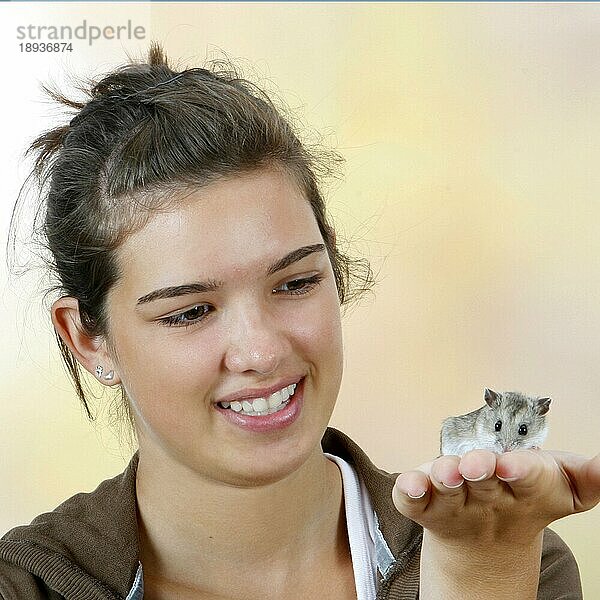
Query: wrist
419,529,544,600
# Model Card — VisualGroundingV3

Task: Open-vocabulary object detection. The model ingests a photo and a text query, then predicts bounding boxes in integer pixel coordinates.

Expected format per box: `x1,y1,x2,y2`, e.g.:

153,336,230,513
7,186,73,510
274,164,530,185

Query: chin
223,451,312,488
237,430,326,487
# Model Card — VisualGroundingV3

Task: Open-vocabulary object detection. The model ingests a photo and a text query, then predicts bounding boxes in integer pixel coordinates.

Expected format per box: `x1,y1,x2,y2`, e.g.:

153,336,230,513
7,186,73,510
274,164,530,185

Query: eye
273,274,324,296
495,420,502,432
518,424,528,436
159,304,213,328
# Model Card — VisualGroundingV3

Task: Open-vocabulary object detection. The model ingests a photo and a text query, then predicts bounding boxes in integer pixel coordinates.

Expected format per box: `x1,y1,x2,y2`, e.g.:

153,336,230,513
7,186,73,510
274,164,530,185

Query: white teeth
219,382,299,416
268,390,283,409
253,397,268,412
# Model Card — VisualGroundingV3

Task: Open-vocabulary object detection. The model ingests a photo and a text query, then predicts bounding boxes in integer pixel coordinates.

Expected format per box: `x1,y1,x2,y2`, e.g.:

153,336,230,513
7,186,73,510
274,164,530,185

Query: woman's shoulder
0,453,141,600
1,451,140,547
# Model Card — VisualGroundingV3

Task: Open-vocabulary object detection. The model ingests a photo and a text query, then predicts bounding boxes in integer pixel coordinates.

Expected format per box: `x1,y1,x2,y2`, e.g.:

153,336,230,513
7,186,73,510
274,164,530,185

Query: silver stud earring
103,370,115,381
95,365,103,378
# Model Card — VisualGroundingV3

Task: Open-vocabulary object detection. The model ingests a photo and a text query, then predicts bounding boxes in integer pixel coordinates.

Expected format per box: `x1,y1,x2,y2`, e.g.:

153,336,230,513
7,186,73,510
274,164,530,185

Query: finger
392,470,431,519
393,470,430,500
391,459,434,508
550,451,600,512
430,455,465,492
495,448,547,496
458,450,501,498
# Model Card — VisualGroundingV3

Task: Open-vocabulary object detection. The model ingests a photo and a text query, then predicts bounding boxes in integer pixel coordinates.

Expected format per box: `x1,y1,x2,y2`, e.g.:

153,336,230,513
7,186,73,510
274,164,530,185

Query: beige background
1,3,599,596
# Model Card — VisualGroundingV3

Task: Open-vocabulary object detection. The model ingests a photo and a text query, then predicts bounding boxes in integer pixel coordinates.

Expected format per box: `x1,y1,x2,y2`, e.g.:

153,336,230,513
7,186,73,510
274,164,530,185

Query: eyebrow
136,243,326,306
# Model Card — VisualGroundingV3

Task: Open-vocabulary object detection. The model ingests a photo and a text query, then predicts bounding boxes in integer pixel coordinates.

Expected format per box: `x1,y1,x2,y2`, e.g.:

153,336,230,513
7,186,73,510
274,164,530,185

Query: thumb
551,451,600,512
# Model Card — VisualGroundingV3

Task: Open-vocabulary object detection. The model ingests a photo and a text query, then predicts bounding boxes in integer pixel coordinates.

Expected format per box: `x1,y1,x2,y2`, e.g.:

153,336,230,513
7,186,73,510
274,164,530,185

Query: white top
324,452,378,600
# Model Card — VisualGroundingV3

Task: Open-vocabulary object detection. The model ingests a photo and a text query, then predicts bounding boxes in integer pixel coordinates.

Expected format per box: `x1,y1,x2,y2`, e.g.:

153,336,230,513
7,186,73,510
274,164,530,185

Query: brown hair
8,42,374,446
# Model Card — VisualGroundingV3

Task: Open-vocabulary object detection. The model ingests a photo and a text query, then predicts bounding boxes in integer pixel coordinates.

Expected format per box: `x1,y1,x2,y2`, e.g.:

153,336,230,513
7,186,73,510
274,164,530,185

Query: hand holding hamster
440,388,551,456
392,389,600,600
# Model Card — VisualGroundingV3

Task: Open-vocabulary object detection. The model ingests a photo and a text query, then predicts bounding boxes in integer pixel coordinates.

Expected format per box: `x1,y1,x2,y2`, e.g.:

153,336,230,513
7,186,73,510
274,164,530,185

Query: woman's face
105,167,344,486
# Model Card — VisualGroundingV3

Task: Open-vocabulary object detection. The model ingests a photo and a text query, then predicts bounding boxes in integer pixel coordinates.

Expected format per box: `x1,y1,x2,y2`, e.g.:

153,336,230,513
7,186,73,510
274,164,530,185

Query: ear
51,296,121,386
537,397,551,416
484,387,501,408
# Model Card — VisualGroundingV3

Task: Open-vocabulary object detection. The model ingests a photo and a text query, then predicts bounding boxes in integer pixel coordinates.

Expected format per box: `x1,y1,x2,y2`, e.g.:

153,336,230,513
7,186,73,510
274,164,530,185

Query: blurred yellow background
1,2,599,596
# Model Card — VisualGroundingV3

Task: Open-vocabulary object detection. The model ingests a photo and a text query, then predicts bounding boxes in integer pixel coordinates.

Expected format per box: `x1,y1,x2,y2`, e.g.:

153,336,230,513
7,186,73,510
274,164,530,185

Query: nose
223,306,289,375
502,441,517,453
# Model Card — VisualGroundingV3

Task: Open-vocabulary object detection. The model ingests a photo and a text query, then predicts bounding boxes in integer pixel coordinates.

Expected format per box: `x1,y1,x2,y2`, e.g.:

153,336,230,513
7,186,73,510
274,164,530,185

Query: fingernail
497,475,519,482
407,489,427,499
463,472,488,482
442,479,464,489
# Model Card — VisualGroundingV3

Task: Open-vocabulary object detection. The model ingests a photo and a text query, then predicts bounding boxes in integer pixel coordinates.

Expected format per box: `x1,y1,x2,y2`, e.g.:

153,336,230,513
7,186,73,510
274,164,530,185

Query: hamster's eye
518,424,528,436
494,420,502,432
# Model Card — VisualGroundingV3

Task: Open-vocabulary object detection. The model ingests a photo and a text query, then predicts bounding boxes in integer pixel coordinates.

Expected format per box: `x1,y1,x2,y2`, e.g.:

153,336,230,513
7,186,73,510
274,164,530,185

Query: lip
214,377,304,433
215,377,303,405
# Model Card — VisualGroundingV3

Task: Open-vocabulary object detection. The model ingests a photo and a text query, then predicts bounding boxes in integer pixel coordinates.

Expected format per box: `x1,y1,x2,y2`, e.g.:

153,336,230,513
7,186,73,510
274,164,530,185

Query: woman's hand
391,449,600,600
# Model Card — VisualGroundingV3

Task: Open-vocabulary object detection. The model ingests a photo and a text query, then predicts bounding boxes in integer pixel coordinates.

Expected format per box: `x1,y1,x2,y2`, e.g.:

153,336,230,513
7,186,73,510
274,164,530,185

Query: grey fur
440,388,551,456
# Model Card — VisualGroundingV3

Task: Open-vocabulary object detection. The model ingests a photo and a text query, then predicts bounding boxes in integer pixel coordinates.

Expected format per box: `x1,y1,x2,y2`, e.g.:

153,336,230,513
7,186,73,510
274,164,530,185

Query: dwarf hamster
440,388,551,456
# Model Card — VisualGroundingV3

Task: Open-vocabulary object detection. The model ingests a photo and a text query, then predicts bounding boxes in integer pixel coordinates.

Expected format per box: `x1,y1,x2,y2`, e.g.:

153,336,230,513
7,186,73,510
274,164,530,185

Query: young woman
1,42,598,600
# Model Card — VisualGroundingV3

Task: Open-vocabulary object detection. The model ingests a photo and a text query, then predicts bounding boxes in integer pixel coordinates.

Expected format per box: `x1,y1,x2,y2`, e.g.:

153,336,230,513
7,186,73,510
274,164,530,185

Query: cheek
114,328,220,420
290,292,343,370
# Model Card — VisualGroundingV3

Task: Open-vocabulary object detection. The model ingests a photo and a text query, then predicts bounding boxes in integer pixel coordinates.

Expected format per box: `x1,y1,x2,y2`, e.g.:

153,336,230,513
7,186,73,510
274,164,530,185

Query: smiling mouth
217,383,297,416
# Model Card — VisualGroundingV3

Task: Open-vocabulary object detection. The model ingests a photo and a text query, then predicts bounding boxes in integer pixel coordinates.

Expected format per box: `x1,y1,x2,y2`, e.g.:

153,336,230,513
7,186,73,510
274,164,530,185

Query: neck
135,441,346,595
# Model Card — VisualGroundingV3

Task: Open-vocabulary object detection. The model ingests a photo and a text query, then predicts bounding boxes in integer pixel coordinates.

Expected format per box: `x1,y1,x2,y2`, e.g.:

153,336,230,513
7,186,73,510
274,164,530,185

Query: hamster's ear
484,388,501,408
537,397,551,416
